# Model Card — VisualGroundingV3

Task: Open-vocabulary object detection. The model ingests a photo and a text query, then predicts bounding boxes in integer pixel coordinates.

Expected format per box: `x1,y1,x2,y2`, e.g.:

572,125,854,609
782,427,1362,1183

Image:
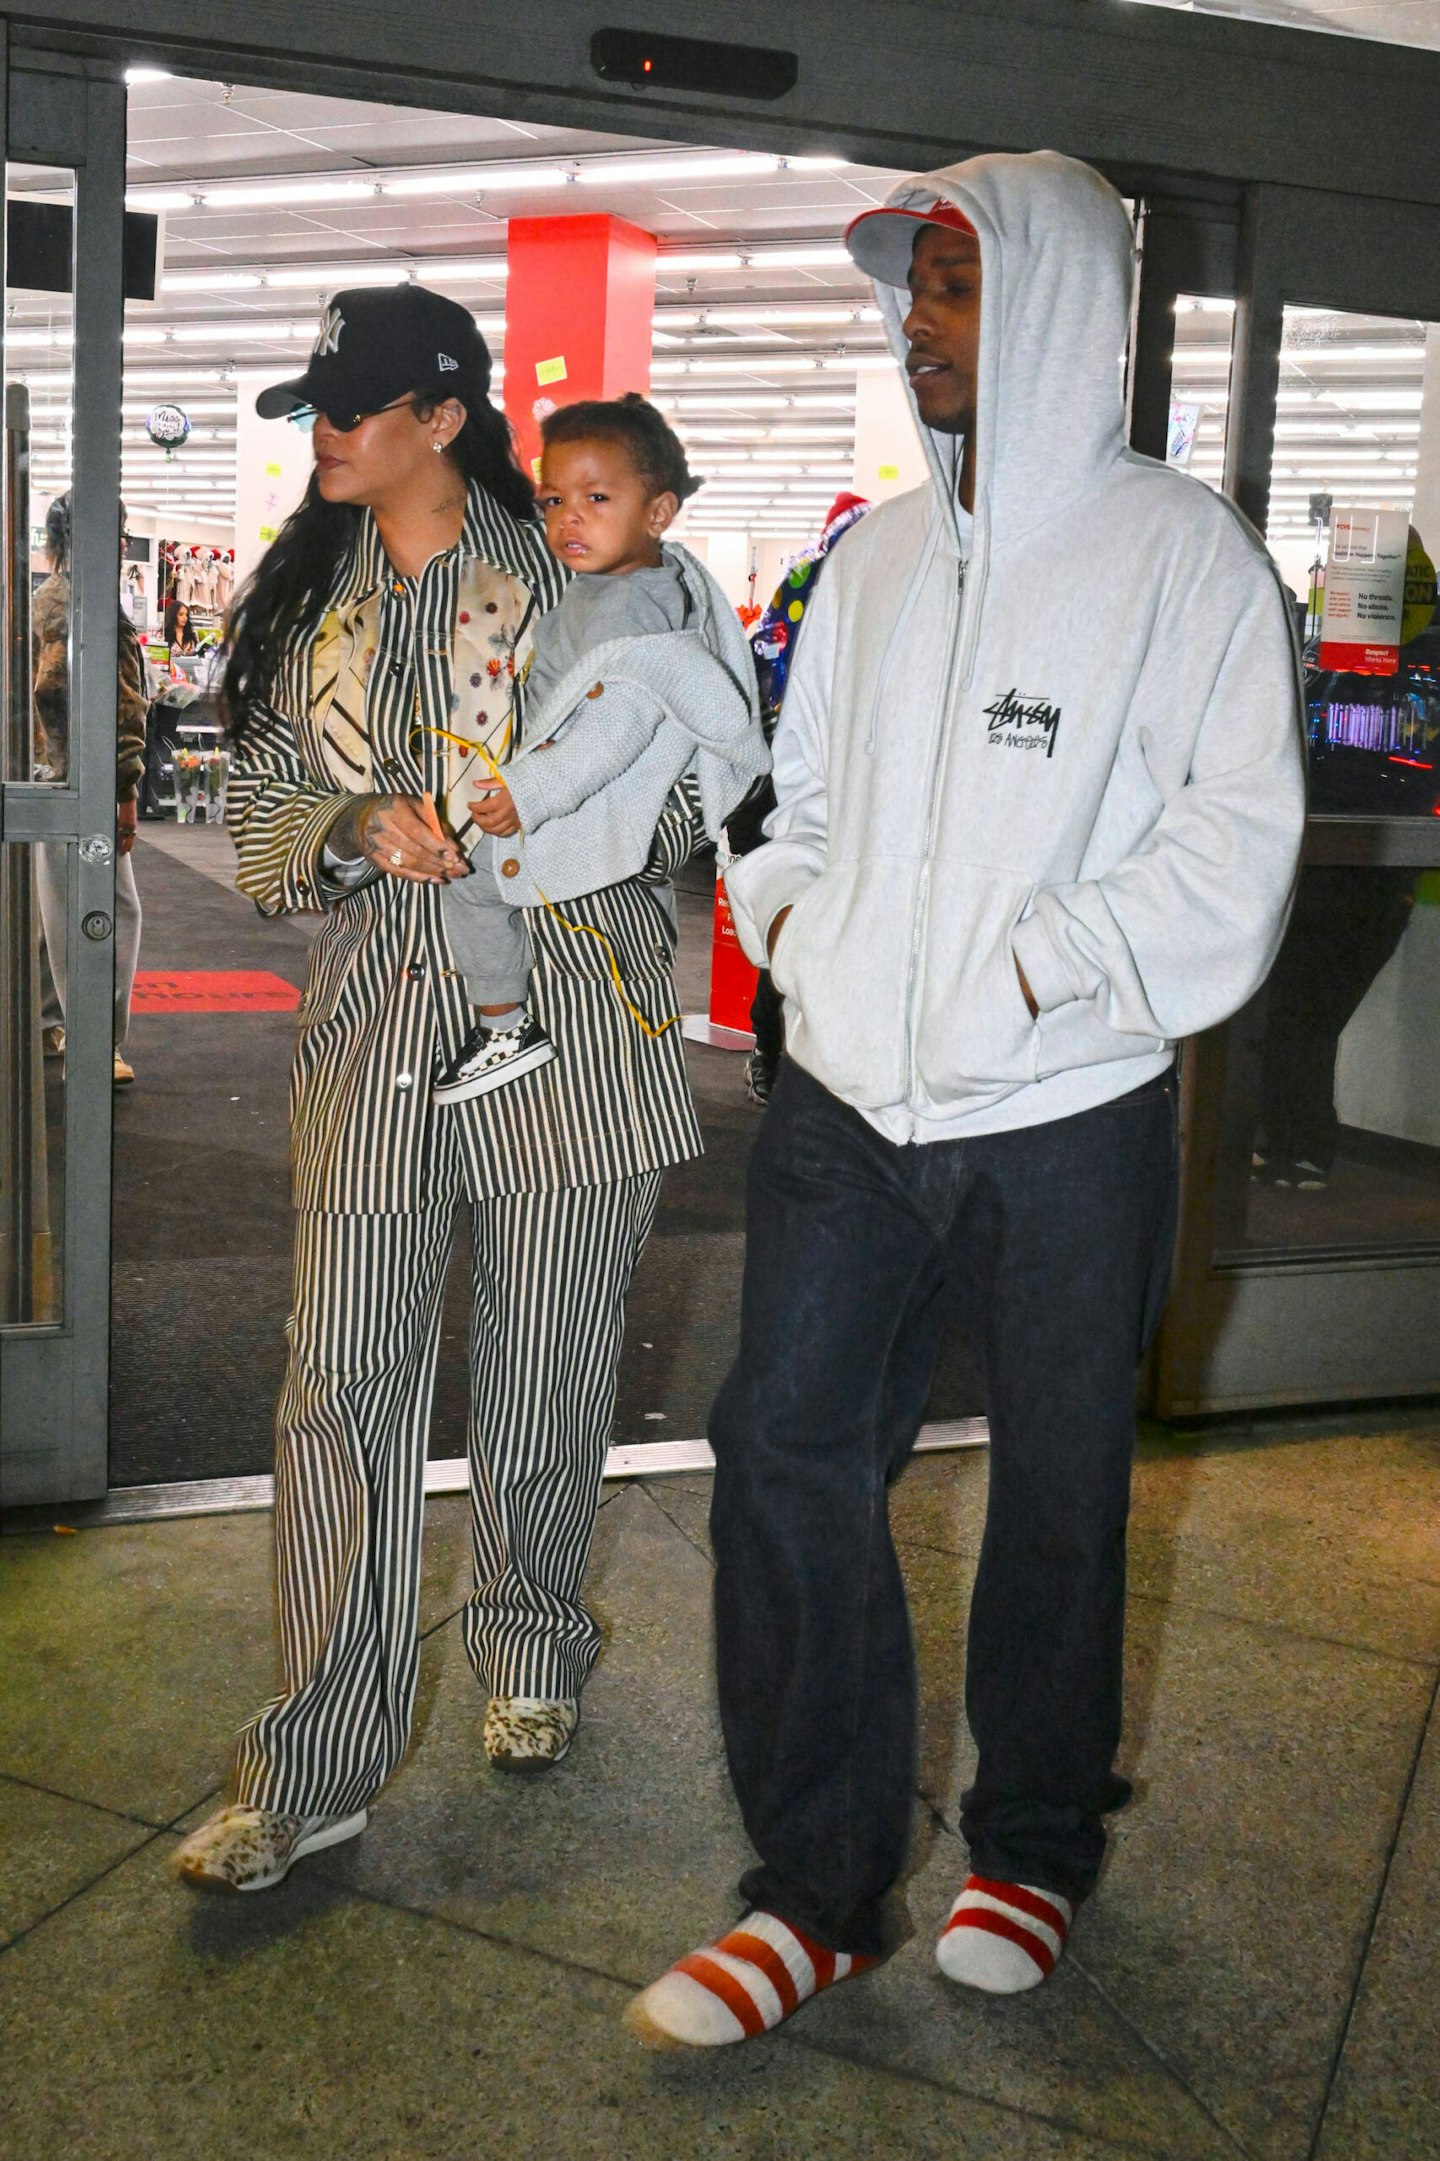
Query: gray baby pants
441,858,534,1008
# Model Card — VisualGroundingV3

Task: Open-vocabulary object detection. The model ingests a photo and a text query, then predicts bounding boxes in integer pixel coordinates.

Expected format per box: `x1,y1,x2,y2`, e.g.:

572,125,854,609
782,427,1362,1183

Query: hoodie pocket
771,859,916,1110
912,864,1041,1103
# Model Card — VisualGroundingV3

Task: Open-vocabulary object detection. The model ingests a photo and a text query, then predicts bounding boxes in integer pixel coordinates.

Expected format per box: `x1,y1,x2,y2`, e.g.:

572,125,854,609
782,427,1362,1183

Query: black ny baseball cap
255,283,493,421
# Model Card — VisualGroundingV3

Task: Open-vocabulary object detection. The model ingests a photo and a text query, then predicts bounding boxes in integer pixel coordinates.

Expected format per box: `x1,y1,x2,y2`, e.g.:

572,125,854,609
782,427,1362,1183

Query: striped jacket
228,483,703,1213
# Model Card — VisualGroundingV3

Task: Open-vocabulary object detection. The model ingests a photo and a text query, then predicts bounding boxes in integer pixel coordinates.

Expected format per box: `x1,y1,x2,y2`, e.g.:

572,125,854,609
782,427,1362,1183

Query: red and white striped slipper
935,1874,1073,1994
625,1910,879,2049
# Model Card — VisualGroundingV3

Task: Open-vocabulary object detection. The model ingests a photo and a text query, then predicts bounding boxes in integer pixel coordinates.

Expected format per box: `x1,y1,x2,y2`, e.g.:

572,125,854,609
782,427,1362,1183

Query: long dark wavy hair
222,394,536,750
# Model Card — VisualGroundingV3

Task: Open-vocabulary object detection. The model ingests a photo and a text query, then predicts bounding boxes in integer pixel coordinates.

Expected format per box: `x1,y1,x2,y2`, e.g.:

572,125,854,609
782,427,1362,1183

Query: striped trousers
234,1171,662,1818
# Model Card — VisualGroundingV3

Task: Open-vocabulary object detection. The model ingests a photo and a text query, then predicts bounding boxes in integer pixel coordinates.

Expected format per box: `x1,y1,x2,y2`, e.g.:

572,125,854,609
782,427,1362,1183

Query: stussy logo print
983,687,1062,759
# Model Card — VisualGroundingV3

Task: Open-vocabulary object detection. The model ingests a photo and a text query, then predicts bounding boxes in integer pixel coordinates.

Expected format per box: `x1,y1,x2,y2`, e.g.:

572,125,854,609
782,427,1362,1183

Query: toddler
434,395,768,1103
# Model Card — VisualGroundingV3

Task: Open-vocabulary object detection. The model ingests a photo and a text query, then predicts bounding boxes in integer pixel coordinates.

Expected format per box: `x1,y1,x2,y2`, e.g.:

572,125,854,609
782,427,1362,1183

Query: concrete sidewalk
3,1421,1439,2159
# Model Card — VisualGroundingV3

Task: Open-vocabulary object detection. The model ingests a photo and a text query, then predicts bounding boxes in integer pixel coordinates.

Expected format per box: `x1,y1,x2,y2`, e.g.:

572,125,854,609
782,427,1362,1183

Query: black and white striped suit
227,484,703,1817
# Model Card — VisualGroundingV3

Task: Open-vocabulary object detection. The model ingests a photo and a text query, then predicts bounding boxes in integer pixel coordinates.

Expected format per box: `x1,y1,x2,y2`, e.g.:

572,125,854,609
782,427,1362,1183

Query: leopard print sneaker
484,1695,579,1774
173,1804,367,1892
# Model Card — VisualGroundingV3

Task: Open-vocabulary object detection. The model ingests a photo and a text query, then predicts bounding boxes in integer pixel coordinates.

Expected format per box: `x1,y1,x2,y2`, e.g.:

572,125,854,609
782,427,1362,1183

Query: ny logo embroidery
315,305,344,356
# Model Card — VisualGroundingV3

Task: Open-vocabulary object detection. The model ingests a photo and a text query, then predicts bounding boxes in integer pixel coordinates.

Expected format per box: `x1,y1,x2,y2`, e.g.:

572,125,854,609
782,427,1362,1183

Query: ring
389,850,404,867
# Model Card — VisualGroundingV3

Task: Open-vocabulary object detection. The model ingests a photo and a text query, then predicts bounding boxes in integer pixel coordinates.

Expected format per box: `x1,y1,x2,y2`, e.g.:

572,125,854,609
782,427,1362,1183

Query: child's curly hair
540,392,702,503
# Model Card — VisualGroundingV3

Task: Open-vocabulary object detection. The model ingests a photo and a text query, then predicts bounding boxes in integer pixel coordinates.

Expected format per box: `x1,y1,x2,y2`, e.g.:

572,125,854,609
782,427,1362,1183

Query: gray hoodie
725,149,1306,1142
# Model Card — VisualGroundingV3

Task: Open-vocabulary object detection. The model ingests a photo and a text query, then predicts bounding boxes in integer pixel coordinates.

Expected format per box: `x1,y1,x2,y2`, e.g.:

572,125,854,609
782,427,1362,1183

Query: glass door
1156,183,1440,1413
0,58,127,1504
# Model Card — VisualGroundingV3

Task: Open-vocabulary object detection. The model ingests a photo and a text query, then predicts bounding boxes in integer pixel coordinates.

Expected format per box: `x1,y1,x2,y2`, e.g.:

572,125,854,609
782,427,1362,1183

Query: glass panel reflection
1263,304,1440,817
1223,868,1440,1256
5,164,77,787
0,841,66,1324
1168,294,1233,496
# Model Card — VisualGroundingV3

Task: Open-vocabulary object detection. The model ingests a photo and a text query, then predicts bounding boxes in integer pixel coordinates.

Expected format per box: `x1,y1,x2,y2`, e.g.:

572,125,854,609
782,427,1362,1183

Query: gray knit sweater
490,542,769,909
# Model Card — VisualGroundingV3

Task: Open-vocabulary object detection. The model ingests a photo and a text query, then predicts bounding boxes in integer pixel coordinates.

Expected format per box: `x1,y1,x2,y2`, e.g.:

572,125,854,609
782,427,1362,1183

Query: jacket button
296,878,309,894
407,961,425,980
586,682,604,700
391,659,403,677
395,1072,414,1091
500,857,520,879
383,757,401,774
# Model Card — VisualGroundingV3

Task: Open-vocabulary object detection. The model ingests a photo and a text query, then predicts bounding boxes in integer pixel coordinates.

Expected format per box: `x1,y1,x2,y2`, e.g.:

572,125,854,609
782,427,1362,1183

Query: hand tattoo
357,795,397,866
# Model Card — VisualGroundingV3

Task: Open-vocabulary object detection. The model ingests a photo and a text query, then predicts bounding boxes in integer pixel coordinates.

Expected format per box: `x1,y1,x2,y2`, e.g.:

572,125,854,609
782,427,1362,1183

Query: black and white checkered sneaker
434,1013,556,1104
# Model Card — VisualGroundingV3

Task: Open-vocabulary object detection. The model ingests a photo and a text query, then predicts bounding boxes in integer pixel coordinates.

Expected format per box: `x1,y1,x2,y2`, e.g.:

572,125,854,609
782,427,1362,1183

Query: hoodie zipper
901,546,970,1124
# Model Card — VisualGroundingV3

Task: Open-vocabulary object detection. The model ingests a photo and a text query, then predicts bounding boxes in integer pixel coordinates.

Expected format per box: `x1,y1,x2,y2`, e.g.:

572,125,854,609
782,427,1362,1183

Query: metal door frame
0,51,126,1504
1155,181,1440,1415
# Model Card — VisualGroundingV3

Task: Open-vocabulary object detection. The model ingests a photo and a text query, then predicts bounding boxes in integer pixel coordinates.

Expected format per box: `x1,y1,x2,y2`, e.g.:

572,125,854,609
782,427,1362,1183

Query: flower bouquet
172,746,205,824
203,749,231,824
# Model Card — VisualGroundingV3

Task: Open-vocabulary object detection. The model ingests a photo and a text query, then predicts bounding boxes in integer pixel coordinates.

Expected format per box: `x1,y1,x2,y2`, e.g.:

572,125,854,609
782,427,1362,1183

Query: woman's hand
349,794,467,883
468,780,521,838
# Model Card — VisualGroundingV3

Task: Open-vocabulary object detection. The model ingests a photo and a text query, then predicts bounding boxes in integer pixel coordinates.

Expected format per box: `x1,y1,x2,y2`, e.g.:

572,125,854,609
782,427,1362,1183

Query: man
629,151,1305,2047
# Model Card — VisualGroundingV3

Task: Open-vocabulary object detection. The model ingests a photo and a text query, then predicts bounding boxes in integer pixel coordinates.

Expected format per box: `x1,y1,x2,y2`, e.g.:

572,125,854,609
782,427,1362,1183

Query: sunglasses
287,393,414,435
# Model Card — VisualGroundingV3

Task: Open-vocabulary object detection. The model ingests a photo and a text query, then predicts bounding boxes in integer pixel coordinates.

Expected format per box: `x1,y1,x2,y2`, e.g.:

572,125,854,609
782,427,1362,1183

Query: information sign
1318,507,1409,675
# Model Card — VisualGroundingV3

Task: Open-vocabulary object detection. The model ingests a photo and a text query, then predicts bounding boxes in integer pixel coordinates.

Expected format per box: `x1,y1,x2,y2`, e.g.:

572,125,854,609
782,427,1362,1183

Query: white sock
935,1875,1073,1994
478,1004,524,1032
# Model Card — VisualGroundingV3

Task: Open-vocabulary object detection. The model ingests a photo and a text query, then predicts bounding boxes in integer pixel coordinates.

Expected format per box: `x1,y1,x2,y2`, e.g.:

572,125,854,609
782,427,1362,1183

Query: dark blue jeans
709,1058,1179,1955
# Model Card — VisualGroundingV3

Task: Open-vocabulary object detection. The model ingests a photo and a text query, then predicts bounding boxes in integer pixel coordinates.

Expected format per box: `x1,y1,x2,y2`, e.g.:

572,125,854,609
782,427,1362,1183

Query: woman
164,596,198,653
176,285,704,1892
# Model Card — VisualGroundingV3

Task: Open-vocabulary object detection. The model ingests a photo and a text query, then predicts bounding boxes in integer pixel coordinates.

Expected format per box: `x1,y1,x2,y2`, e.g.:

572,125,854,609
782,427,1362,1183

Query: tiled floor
3,1422,1439,2159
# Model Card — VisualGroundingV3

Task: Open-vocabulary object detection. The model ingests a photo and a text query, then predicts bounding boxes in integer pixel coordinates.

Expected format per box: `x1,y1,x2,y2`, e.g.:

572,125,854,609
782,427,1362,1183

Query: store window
2,166,76,1331
1166,293,1234,497
1215,305,1440,1261
5,163,76,792
0,842,66,1327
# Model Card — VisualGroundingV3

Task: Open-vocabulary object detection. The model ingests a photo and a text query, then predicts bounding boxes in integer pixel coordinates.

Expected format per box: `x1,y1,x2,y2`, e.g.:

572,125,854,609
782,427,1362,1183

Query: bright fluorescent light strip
578,153,781,185
201,180,380,210
162,272,265,293
670,394,854,411
663,306,882,328
382,164,569,198
1278,344,1425,365
162,260,508,296
655,252,746,273
1277,390,1424,410
264,264,412,290
167,321,312,343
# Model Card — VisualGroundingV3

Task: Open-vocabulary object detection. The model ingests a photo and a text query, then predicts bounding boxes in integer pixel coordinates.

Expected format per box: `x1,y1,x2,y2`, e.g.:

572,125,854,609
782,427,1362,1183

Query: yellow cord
416,722,679,1041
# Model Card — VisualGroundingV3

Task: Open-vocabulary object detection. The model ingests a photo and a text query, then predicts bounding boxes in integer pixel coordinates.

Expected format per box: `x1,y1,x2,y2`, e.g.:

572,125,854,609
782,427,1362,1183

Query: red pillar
503,214,658,484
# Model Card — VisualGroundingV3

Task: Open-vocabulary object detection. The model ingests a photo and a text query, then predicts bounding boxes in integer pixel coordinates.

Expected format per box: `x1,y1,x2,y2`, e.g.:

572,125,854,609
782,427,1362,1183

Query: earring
433,440,445,454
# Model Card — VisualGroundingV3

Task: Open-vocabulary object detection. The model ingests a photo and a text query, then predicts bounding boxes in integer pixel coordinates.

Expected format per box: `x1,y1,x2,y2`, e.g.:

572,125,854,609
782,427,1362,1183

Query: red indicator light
643,56,653,71
1387,755,1434,769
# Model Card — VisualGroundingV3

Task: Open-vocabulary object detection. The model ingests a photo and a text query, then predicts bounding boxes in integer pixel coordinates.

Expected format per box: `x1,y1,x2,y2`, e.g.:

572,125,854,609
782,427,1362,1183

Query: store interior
7,67,1440,1481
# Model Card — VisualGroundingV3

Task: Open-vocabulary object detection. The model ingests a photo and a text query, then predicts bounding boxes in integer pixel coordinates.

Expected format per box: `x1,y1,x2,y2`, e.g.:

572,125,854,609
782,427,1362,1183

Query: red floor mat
131,969,301,1013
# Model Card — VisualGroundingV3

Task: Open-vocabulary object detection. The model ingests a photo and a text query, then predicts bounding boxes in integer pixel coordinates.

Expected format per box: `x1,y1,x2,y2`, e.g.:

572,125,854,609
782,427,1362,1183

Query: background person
32,491,146,1087
163,597,198,653
175,285,707,1894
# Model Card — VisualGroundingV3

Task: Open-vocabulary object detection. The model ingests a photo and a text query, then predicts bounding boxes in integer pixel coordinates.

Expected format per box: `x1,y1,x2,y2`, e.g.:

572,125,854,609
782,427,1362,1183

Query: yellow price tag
536,355,568,386
264,461,282,478
258,525,277,543
878,464,900,481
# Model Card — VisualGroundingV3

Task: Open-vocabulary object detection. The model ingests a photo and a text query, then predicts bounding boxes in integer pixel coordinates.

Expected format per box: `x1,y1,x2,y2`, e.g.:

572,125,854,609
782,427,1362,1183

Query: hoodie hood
847,150,1136,550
